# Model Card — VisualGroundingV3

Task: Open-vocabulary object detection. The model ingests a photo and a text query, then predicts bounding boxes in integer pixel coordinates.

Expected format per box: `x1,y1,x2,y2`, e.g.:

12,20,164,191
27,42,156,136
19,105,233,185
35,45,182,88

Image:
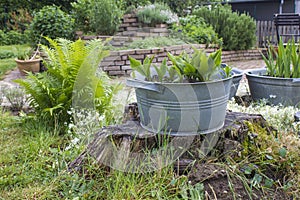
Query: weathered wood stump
68,103,274,173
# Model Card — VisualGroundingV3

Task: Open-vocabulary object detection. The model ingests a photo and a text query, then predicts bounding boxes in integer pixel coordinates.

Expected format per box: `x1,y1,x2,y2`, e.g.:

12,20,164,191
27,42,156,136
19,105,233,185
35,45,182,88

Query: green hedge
0,30,30,45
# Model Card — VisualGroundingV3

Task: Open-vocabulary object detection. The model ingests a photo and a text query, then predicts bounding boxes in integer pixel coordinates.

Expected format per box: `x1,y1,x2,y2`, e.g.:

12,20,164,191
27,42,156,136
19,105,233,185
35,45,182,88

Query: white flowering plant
136,3,179,26
228,99,300,132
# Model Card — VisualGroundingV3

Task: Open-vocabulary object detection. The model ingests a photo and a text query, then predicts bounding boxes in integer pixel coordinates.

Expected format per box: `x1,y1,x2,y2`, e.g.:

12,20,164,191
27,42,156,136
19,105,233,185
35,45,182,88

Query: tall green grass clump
263,39,300,78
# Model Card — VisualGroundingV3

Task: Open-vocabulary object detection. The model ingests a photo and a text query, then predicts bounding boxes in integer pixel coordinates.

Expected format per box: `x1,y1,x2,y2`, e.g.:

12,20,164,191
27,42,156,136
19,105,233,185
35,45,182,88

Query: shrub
71,0,123,35
29,5,75,45
0,30,30,45
159,0,199,16
122,0,150,8
71,0,92,33
173,15,221,47
15,38,120,133
89,0,123,35
193,4,256,50
0,50,15,59
136,3,179,26
5,8,33,32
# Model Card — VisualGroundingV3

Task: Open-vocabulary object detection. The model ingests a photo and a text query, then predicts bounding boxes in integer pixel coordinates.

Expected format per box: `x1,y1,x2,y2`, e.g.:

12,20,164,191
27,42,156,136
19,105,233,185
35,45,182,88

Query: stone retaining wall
100,44,265,76
76,13,170,48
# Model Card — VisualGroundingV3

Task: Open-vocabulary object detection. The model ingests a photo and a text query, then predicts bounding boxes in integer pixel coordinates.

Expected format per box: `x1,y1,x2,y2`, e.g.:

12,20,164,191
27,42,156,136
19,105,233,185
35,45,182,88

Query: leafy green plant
15,37,119,133
0,50,15,59
129,55,180,82
6,8,33,32
262,39,300,78
122,0,150,8
129,48,229,83
0,30,30,45
71,0,123,35
90,0,123,35
29,5,75,45
14,46,32,60
137,2,178,26
193,4,256,50
173,15,221,47
168,48,225,82
71,0,92,33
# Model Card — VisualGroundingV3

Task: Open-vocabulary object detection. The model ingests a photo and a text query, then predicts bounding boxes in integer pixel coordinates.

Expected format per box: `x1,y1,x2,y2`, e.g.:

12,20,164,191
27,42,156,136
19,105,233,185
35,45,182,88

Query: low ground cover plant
125,36,186,49
228,99,300,197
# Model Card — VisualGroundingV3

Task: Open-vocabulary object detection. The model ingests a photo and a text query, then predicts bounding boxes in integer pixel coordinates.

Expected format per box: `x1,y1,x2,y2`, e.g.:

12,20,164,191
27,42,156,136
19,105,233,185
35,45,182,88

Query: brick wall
76,13,170,48
100,44,265,76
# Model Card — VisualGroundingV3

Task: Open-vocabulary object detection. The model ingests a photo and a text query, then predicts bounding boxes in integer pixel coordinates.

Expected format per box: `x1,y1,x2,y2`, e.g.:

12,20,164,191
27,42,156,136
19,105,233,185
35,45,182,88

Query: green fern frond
15,37,118,133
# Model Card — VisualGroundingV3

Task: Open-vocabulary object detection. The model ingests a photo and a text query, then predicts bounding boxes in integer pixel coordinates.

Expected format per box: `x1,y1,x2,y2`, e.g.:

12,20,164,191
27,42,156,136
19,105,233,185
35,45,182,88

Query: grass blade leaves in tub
291,39,300,78
262,43,276,77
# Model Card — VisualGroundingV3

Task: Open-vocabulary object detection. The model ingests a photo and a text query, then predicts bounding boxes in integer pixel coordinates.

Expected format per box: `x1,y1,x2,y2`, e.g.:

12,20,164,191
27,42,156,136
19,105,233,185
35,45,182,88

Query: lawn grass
0,110,200,199
0,44,31,79
0,58,16,79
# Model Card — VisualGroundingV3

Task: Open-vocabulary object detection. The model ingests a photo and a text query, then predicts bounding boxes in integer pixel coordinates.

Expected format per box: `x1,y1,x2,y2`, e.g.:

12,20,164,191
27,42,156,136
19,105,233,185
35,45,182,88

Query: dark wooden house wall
229,0,295,20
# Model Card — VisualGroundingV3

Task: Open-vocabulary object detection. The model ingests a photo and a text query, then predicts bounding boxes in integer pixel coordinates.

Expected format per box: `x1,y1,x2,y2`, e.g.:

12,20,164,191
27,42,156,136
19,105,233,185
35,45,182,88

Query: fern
15,37,118,133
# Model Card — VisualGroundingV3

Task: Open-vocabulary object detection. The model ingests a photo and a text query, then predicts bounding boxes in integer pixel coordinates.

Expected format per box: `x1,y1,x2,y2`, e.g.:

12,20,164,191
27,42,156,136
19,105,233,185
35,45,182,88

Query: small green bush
71,0,92,33
29,5,75,45
193,4,256,50
90,0,123,35
173,15,221,47
0,30,30,45
0,50,15,59
137,3,178,26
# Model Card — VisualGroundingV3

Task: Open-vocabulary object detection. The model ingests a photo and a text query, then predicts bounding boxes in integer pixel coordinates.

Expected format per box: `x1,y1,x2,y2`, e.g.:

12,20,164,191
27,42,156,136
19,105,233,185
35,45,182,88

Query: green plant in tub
262,39,300,78
129,48,230,83
167,48,225,82
129,56,180,82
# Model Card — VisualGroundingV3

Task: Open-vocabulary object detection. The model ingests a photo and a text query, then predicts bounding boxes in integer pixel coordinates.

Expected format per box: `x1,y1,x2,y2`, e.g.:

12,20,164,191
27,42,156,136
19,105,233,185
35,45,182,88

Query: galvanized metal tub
126,77,232,135
230,68,244,99
246,68,300,106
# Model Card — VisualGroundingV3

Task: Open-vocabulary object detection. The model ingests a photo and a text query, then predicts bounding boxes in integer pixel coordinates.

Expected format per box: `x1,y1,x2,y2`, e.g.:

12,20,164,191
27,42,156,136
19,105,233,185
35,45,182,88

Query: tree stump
68,103,274,173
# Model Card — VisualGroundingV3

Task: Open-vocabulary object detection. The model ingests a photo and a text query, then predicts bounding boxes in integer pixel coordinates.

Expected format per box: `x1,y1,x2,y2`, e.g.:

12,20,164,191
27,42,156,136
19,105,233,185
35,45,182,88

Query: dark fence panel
256,20,300,47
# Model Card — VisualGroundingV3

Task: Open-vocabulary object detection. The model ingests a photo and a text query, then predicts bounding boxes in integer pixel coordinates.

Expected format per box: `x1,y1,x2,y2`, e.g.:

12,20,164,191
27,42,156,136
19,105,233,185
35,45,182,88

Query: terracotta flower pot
15,59,41,76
